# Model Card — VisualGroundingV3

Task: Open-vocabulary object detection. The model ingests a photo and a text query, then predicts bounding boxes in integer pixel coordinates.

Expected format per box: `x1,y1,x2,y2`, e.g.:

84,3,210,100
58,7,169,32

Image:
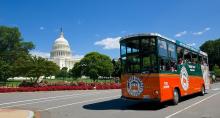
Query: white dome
54,32,69,45
50,31,72,58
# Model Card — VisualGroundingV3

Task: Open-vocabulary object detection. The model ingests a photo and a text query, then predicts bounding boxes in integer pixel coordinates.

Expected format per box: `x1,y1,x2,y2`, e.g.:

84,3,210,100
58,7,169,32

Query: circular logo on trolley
127,76,144,96
180,66,189,91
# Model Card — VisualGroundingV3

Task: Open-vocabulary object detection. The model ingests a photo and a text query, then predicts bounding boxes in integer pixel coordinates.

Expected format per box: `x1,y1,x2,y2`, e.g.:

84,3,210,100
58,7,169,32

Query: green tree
88,69,98,81
69,62,81,81
0,26,60,83
112,59,121,78
79,52,113,82
14,56,59,83
0,26,34,81
0,60,12,82
57,67,69,80
0,26,34,64
44,60,60,78
200,38,220,69
213,65,220,77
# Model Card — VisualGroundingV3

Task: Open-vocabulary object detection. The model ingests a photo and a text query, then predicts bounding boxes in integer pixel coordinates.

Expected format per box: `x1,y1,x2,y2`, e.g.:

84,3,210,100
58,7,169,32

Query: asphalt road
1,83,220,118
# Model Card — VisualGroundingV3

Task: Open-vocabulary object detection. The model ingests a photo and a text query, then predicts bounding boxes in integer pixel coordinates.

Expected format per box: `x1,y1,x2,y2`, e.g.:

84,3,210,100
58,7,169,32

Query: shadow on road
180,92,206,102
83,98,168,111
83,93,206,111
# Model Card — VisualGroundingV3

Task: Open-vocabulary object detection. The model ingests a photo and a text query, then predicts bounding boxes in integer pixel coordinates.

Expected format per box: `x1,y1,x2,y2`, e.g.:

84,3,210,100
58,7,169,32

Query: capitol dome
49,29,79,70
50,30,72,59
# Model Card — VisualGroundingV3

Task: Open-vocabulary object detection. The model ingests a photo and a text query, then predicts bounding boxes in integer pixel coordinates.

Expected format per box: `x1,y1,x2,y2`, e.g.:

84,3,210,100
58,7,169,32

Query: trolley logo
180,66,189,91
127,76,144,96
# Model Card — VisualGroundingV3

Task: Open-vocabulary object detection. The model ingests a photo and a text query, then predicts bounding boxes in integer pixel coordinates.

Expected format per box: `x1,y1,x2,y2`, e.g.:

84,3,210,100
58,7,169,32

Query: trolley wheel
200,85,205,96
172,89,179,105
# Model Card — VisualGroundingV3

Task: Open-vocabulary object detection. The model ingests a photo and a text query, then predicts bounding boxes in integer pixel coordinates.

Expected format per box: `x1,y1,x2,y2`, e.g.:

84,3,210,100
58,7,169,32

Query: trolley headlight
154,90,159,95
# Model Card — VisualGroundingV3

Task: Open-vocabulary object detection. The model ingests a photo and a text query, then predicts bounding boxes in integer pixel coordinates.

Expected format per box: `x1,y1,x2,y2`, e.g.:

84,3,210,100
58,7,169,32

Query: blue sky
0,0,220,58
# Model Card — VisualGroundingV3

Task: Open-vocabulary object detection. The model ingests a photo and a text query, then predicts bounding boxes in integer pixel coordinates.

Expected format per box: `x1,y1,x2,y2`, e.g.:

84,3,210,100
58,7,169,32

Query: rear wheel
200,85,205,96
172,89,179,105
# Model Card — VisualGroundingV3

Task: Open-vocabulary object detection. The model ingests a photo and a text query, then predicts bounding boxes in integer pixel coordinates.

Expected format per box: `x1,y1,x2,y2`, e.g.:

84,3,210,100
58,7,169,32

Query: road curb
27,110,34,118
0,109,35,118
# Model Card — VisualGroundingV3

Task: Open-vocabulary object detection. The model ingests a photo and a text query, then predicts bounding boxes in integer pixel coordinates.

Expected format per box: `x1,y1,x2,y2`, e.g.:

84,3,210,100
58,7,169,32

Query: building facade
50,30,79,69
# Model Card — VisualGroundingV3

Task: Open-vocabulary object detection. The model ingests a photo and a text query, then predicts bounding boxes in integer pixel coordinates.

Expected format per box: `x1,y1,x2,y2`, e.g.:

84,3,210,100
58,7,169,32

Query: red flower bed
95,83,120,90
0,83,121,93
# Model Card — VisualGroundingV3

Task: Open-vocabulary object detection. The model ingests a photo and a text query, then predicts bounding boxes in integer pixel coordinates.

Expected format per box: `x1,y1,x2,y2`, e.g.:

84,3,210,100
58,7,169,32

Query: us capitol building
50,30,79,70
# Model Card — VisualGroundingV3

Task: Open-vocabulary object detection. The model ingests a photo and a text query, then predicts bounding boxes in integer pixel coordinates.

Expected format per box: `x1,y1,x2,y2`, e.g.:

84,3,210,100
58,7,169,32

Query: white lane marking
38,95,120,111
211,88,220,91
165,91,220,118
1,91,118,109
1,92,99,108
0,90,115,106
0,92,93,105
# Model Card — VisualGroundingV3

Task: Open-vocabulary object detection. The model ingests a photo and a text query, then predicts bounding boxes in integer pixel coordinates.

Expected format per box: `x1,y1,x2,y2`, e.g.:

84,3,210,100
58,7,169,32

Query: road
1,83,220,118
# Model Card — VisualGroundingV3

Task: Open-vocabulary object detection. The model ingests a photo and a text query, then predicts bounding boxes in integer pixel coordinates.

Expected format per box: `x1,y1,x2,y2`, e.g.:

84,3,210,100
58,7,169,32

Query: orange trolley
120,33,210,105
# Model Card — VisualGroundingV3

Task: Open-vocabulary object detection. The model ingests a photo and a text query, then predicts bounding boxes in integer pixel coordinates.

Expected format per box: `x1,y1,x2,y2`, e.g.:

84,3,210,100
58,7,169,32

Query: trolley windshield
120,36,158,73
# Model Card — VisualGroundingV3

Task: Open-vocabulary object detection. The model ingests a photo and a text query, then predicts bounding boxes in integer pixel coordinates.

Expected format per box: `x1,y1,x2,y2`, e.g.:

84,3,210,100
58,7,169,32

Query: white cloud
94,37,121,49
193,31,203,35
30,51,50,58
187,43,196,47
175,31,187,37
40,26,45,30
205,27,211,31
192,27,211,35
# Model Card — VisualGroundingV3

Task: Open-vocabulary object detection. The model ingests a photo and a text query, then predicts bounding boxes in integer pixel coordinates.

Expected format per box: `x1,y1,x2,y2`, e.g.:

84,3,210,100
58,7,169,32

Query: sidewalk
0,109,34,118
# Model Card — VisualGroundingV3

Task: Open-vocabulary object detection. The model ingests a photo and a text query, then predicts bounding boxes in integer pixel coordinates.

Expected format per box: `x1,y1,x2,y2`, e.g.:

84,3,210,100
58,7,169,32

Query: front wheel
172,89,180,105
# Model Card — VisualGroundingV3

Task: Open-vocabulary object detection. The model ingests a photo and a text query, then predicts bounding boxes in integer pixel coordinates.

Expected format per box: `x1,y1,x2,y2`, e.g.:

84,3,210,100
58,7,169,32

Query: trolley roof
120,33,207,56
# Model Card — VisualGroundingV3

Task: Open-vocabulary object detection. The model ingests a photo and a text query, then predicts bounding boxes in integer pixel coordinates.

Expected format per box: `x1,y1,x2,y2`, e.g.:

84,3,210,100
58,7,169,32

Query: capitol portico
50,29,79,69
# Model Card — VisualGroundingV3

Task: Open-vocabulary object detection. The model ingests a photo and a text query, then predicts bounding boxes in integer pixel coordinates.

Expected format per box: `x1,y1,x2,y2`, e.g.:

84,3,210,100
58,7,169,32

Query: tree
0,26,34,64
213,65,220,77
112,59,121,78
44,60,60,78
79,52,113,82
0,60,12,82
0,26,35,81
88,69,98,82
57,67,69,80
14,56,59,83
200,38,220,69
69,62,81,81
0,26,60,83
